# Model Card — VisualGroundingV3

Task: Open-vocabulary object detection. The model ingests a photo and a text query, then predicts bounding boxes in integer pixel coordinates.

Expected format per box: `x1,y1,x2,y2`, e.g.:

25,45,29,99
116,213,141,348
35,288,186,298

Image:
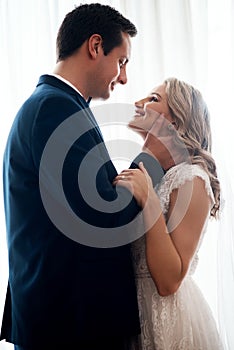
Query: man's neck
51,73,84,98
53,59,89,100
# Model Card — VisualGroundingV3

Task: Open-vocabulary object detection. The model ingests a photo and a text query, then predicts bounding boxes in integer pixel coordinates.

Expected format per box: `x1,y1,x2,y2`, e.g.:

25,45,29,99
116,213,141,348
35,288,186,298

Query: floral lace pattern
156,162,215,216
131,163,223,350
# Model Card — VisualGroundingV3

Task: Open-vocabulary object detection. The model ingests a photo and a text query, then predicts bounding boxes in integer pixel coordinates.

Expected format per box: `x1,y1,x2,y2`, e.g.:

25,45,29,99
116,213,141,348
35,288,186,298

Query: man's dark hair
56,3,137,61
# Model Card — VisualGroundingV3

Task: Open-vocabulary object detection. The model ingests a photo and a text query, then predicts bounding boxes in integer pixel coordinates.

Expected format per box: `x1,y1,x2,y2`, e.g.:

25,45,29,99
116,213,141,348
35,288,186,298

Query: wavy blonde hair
164,77,220,218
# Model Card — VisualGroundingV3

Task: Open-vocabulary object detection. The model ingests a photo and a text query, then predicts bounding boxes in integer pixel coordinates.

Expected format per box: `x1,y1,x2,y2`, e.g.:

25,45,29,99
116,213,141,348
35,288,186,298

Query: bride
114,78,224,350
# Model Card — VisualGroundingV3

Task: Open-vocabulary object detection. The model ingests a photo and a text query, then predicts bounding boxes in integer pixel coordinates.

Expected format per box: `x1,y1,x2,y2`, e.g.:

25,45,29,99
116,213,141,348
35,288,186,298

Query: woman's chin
128,116,143,126
128,121,142,130
128,117,148,131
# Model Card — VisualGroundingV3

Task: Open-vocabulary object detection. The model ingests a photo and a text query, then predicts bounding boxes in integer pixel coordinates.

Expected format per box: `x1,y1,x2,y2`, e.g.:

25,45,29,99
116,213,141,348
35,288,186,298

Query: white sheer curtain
0,1,233,349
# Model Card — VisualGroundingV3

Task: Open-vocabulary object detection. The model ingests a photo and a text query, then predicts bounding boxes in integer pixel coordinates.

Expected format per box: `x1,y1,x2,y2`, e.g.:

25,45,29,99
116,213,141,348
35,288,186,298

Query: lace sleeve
156,162,215,215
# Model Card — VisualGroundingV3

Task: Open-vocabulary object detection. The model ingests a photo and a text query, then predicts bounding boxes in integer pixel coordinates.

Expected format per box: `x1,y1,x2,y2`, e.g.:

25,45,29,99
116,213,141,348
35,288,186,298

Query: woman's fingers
138,161,147,174
113,168,145,187
112,166,154,208
113,166,151,189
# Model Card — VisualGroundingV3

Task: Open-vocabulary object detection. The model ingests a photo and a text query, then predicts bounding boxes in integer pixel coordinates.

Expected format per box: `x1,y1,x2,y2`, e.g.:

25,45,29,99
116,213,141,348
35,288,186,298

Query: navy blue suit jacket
0,75,163,347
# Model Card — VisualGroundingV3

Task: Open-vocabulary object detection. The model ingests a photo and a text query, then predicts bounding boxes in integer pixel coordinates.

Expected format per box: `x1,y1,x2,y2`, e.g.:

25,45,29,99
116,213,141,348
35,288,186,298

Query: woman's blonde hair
164,77,220,218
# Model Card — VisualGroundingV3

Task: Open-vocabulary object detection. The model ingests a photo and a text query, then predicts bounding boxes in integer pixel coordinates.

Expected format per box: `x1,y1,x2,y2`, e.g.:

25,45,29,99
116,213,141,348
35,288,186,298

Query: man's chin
101,88,111,100
93,93,110,101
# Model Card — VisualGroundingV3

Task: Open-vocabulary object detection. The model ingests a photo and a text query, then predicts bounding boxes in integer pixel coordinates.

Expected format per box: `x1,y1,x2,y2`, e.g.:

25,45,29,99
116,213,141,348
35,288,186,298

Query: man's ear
88,34,103,59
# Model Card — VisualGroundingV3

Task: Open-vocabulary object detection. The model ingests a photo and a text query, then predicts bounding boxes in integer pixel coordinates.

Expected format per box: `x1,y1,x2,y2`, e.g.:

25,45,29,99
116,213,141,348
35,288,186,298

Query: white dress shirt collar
50,73,84,98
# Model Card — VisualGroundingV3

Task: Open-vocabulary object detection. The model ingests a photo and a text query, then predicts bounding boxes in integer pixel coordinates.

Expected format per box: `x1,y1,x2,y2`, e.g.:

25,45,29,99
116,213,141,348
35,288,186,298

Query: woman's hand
113,162,154,208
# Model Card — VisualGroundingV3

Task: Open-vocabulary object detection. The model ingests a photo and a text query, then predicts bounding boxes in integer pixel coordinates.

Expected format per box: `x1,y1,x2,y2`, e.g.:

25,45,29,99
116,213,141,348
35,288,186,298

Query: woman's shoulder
157,162,214,209
164,162,210,186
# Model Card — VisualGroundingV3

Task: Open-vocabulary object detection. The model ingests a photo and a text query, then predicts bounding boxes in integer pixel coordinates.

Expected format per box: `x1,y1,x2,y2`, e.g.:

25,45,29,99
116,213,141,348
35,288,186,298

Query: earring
167,122,176,131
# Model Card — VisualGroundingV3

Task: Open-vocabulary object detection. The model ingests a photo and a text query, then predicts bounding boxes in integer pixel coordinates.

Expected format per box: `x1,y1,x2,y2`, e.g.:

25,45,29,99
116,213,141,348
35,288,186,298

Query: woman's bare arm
114,163,210,296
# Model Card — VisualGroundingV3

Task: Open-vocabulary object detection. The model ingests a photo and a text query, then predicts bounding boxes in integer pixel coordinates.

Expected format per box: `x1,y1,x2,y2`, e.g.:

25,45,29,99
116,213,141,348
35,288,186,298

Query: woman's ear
88,34,103,59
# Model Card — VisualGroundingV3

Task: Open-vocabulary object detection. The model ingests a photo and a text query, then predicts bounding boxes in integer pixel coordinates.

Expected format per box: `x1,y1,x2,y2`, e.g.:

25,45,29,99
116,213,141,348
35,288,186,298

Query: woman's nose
135,98,145,108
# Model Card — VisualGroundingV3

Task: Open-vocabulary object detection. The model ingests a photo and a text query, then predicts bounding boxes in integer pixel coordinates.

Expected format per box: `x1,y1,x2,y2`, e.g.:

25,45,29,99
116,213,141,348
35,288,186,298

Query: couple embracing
1,3,223,350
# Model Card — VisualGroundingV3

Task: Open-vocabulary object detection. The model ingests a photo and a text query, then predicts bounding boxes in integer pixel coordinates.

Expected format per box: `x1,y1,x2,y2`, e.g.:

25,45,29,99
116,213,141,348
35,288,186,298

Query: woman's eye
150,96,159,102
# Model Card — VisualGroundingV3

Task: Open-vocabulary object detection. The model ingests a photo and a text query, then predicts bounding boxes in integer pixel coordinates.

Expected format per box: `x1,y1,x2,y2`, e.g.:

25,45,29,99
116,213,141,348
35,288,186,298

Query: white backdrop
0,0,234,349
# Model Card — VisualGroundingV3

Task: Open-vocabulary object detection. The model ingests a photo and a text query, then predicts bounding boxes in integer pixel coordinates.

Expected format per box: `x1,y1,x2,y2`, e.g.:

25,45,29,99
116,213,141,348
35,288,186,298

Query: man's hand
143,114,189,171
128,106,161,139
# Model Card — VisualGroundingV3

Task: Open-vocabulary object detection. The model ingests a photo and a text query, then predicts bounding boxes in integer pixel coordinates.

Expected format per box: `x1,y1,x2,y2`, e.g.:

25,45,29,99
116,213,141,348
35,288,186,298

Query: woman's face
134,84,173,123
128,84,174,134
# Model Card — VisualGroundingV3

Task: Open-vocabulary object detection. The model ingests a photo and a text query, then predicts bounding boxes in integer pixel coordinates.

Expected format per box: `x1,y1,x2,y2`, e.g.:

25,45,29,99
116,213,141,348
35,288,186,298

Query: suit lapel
37,75,114,178
37,74,104,142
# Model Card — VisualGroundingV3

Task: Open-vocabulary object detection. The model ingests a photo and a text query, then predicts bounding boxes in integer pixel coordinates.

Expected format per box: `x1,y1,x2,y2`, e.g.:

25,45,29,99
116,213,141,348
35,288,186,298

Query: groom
0,4,164,350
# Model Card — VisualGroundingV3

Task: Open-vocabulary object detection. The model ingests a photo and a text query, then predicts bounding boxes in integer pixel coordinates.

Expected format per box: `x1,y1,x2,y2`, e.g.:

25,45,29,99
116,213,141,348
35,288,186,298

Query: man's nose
117,66,127,85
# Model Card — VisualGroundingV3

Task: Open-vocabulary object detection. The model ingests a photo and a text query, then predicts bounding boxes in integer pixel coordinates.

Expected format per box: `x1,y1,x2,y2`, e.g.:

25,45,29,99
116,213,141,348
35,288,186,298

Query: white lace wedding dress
131,163,224,350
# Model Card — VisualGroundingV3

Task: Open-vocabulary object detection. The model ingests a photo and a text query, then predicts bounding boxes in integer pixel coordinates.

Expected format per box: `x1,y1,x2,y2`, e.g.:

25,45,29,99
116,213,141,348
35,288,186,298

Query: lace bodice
157,162,214,215
132,162,215,278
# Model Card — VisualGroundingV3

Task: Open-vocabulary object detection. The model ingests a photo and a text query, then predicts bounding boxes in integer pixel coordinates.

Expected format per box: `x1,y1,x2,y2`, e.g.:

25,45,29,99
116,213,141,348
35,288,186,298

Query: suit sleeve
130,152,165,187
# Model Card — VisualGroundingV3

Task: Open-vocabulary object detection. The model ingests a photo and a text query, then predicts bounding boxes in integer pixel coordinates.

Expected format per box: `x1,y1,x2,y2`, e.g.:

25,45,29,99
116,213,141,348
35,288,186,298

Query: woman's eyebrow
151,92,162,99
